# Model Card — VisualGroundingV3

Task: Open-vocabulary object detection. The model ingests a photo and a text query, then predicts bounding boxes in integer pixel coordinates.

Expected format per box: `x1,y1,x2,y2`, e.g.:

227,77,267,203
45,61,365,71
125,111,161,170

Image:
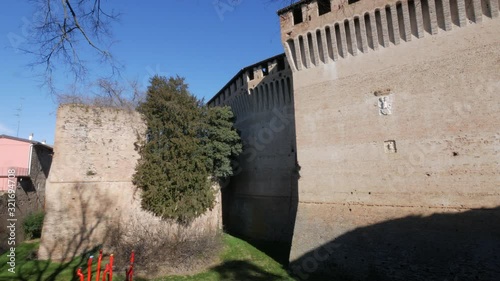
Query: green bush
133,76,241,223
23,211,45,240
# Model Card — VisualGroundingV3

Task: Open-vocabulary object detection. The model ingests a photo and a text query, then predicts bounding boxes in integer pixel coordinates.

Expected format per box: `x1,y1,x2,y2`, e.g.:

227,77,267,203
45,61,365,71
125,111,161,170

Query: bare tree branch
23,0,120,94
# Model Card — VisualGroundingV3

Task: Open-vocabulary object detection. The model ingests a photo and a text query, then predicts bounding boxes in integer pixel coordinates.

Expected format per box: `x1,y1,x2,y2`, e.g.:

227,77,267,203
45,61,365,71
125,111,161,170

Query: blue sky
0,0,288,144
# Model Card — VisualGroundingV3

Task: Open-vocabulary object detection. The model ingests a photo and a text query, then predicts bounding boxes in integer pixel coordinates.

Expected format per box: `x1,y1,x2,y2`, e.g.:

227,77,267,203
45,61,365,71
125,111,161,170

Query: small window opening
277,57,285,71
262,66,269,76
248,69,254,80
293,6,303,24
318,0,331,15
348,0,361,4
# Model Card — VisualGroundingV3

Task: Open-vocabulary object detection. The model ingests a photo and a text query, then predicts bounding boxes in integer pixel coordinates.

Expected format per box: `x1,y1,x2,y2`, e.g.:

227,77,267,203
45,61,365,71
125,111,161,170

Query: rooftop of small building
0,134,53,150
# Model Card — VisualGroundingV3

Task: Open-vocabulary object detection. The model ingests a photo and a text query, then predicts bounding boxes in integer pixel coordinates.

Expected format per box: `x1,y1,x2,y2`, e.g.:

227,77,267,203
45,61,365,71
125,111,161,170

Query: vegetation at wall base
0,234,293,281
22,211,45,240
133,76,241,223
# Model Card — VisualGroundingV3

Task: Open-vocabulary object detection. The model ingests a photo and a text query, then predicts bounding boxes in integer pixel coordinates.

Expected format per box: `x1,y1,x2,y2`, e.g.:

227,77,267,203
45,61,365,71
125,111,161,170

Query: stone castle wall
39,105,221,261
277,0,500,279
209,55,299,246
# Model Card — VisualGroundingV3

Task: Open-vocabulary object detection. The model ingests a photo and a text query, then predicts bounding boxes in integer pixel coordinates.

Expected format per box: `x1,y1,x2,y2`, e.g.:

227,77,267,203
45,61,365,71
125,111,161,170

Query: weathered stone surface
277,0,500,279
39,105,221,261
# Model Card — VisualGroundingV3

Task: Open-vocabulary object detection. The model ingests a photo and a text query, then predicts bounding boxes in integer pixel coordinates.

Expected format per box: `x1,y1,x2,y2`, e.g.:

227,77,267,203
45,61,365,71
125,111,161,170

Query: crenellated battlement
279,0,500,71
208,54,294,119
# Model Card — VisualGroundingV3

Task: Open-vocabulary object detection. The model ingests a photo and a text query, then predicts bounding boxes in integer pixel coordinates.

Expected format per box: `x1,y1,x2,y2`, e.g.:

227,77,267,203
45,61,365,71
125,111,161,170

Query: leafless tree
24,0,120,93
23,0,299,104
55,77,145,109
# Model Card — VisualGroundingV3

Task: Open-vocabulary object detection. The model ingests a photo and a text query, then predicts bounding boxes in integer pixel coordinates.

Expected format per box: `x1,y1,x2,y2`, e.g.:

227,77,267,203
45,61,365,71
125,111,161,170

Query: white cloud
0,123,15,135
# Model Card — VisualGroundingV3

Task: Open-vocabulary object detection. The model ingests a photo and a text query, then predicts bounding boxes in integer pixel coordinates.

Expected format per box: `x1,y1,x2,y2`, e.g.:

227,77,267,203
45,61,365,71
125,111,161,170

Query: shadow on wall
0,181,46,252
289,207,500,281
205,52,297,263
1,183,114,281
219,63,299,266
34,146,52,179
221,177,299,266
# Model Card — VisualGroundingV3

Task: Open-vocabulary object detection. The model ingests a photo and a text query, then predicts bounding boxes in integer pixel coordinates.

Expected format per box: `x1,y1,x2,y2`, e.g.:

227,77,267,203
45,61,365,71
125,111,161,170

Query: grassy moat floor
0,234,295,281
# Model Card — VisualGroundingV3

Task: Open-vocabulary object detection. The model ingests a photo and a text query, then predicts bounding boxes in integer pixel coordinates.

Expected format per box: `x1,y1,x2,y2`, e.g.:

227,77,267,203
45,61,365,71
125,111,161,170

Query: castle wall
279,0,500,279
209,56,299,246
0,181,45,252
39,105,221,261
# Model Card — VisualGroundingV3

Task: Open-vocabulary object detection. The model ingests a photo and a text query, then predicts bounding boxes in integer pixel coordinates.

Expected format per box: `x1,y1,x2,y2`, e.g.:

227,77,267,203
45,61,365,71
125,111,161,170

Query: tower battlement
208,54,293,120
279,0,499,71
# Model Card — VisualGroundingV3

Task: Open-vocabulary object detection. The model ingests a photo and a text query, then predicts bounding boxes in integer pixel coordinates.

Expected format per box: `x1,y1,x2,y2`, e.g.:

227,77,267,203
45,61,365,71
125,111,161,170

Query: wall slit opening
408,0,419,37
344,20,354,55
316,30,325,63
465,0,475,21
269,83,274,109
375,9,384,47
266,84,271,110
299,36,307,68
254,87,259,111
281,79,286,104
481,0,491,17
275,81,281,106
396,2,406,41
386,6,396,44
354,17,363,52
364,13,374,50
450,0,460,26
307,33,316,66
249,89,254,111
421,0,432,34
286,77,292,102
334,23,344,57
287,40,298,70
436,0,446,30
325,26,334,60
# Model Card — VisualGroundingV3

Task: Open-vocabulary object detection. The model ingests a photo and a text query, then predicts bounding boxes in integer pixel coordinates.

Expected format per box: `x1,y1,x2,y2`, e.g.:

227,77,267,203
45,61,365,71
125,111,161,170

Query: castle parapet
208,54,293,120
278,0,499,71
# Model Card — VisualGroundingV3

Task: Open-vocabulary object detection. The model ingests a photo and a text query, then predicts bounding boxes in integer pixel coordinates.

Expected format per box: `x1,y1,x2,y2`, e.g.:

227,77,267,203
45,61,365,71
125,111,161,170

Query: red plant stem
96,250,103,281
126,251,135,281
102,264,110,281
76,268,84,281
87,256,93,281
109,254,114,281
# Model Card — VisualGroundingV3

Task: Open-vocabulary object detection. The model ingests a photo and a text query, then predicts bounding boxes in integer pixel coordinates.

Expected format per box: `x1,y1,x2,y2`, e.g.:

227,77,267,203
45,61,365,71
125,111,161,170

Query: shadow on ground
289,207,500,281
211,260,287,281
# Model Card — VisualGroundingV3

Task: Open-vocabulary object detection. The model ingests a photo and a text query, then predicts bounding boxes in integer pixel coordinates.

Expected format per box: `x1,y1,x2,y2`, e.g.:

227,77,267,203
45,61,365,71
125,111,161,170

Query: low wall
0,182,44,252
39,105,221,262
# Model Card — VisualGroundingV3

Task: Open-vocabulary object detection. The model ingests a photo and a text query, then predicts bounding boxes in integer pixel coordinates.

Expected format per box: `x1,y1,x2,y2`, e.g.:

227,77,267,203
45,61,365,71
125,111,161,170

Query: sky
0,0,289,145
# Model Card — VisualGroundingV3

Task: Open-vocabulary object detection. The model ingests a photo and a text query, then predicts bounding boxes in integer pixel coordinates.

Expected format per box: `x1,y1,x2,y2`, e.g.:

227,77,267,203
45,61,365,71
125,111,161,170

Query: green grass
0,235,295,281
0,240,86,281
